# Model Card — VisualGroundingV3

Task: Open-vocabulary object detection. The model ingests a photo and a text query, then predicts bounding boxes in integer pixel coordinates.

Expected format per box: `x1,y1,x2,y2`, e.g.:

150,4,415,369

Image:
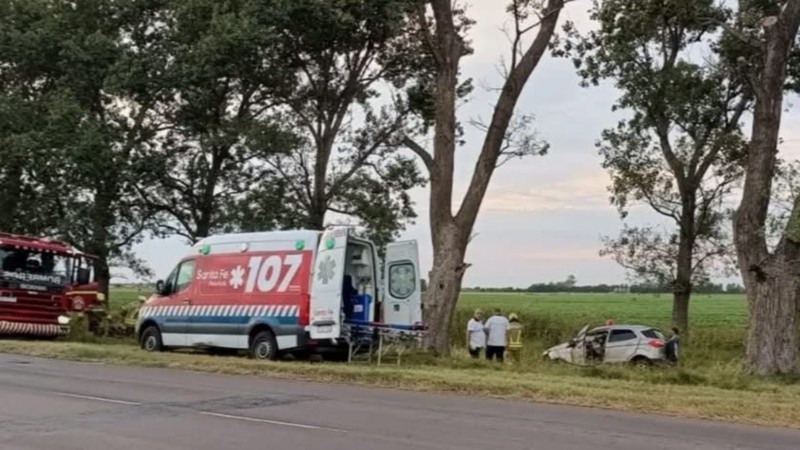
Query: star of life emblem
229,265,245,289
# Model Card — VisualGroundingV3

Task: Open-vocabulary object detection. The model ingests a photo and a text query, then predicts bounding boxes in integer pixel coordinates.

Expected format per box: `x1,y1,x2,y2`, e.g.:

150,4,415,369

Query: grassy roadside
2,339,799,430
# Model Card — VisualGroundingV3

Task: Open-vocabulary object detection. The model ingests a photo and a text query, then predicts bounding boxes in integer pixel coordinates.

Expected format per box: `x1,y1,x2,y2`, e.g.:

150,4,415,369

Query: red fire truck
0,232,104,337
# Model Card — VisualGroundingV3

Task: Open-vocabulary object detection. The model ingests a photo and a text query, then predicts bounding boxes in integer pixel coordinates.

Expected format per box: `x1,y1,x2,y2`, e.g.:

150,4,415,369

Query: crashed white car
543,325,671,365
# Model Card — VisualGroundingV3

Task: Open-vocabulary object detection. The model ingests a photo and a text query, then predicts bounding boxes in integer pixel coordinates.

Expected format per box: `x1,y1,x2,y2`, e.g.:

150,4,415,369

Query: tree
0,90,77,235
132,0,298,243
403,0,564,353
564,0,749,333
256,0,426,249
134,0,426,249
0,0,165,294
725,283,745,294
729,0,800,374
0,0,91,235
561,274,577,288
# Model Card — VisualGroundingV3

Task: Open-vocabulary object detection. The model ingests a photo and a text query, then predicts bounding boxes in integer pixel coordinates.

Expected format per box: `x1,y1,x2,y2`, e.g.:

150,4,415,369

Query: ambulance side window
161,259,194,296
174,260,195,293
162,268,178,295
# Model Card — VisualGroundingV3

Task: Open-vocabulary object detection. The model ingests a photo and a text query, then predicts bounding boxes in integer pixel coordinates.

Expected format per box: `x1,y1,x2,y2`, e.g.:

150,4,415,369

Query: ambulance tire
140,325,163,352
250,330,279,361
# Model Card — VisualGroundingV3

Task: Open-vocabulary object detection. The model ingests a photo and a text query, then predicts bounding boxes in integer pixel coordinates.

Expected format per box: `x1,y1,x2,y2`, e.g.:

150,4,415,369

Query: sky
126,1,800,288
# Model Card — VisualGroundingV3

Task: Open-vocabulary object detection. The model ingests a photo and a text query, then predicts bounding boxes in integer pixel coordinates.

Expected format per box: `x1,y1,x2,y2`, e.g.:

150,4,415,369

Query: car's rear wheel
140,326,163,352
631,356,652,367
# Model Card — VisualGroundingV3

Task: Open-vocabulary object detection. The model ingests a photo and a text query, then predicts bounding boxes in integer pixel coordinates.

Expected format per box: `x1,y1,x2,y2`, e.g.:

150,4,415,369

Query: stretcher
343,320,426,365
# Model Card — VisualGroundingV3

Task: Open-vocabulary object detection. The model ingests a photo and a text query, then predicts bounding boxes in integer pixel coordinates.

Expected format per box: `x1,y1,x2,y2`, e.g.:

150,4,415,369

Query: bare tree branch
403,135,434,172
456,0,566,228
327,121,402,199
414,3,442,67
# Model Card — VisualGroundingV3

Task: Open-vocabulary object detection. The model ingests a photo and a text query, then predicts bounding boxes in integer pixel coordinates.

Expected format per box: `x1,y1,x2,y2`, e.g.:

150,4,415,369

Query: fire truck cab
0,233,103,337
136,227,422,360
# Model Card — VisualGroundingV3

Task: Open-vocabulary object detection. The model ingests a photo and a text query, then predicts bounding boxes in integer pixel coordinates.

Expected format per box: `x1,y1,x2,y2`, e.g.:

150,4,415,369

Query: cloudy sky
129,1,800,287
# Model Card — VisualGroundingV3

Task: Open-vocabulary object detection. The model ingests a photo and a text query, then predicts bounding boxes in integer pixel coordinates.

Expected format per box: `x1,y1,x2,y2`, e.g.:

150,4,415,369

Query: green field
455,292,748,367
458,291,747,330
108,286,152,309
110,288,748,330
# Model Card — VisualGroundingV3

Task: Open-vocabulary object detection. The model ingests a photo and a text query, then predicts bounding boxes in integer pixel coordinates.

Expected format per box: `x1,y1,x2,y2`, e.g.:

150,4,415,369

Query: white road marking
199,411,346,433
55,392,141,406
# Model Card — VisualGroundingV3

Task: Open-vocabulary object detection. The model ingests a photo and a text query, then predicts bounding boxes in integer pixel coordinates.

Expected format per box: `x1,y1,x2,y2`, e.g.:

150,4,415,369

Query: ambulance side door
309,227,348,339
382,240,421,327
154,259,196,346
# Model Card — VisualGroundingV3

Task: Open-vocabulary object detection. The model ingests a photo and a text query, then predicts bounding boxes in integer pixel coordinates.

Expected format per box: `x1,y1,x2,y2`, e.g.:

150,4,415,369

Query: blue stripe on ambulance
139,305,300,325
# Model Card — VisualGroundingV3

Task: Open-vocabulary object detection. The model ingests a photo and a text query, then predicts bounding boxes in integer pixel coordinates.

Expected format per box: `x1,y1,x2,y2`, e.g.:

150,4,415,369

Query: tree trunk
422,221,468,353
0,160,23,232
88,183,115,299
194,211,212,242
742,257,799,374
733,4,800,375
95,255,111,299
305,204,326,230
417,0,462,354
194,149,227,241
413,0,565,355
672,200,696,334
671,289,690,335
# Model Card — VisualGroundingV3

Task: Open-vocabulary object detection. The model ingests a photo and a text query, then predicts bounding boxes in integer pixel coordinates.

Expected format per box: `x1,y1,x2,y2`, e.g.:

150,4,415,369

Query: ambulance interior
342,240,378,324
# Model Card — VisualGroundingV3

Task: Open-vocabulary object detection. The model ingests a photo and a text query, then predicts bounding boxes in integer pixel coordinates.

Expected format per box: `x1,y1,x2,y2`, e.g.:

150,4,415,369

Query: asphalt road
1,354,799,450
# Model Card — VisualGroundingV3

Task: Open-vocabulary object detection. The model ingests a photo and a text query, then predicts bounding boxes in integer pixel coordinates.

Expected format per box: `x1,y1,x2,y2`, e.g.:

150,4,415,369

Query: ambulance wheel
250,330,278,361
140,326,163,352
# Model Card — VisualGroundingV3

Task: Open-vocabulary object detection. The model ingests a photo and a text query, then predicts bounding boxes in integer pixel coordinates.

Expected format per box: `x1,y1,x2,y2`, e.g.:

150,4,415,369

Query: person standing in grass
484,308,510,362
665,327,680,364
506,313,523,364
466,309,485,358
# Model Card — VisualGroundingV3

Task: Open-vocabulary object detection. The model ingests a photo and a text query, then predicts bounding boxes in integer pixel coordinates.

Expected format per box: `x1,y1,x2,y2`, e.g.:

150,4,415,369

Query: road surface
0,354,798,449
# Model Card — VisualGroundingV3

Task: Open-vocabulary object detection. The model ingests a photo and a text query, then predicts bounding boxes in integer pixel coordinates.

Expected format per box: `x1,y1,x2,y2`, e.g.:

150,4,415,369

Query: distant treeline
465,282,746,294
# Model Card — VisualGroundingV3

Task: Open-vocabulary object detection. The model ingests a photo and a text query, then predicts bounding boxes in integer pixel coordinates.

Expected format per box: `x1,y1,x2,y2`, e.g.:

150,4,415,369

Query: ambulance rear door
309,227,349,339
382,240,422,327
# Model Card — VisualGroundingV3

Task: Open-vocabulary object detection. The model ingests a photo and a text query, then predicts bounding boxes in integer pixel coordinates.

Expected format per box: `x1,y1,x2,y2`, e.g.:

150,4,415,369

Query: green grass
108,287,150,311
4,288,797,428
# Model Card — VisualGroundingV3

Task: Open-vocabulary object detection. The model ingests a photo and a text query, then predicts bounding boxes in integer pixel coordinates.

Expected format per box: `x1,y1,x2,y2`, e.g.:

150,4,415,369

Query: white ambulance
136,227,422,360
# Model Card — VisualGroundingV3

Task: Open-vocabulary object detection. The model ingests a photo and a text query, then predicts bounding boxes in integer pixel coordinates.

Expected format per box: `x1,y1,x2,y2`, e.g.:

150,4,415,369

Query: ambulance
136,227,422,360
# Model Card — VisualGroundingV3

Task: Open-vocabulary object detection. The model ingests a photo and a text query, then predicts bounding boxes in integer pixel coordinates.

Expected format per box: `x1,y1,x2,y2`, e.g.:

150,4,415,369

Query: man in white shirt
466,309,485,358
483,308,510,362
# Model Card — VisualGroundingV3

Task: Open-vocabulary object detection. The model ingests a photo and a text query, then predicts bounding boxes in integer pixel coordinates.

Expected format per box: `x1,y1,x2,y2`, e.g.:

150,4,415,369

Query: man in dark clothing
665,327,680,364
342,275,357,320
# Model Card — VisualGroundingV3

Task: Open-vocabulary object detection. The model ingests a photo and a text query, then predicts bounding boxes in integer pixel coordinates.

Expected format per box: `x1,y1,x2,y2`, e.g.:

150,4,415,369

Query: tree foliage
0,0,426,289
560,0,750,331
252,0,427,250
0,0,167,290
132,0,298,243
